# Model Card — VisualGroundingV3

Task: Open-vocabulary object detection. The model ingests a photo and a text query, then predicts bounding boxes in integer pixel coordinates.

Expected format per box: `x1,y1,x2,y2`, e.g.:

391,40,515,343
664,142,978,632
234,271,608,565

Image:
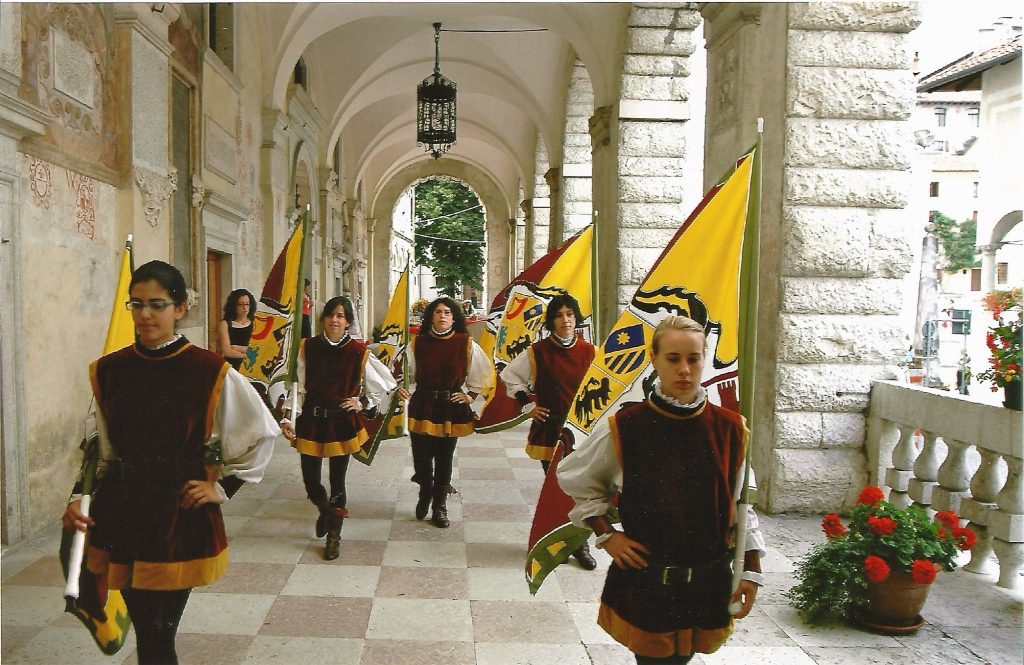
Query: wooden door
207,251,222,352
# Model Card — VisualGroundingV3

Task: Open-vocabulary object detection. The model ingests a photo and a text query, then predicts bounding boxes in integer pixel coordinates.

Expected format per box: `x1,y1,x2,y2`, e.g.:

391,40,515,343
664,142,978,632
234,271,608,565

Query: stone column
531,140,551,261
112,6,178,264
980,243,999,293
604,4,700,340
259,108,289,275
562,60,593,240
0,2,49,543
544,167,563,252
703,2,920,512
519,199,533,273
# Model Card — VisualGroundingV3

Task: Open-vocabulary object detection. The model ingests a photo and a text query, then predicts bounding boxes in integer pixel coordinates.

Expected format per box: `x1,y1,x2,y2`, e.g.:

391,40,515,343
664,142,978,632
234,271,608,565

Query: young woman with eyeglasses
61,260,280,665
278,295,397,559
396,297,491,527
218,288,256,371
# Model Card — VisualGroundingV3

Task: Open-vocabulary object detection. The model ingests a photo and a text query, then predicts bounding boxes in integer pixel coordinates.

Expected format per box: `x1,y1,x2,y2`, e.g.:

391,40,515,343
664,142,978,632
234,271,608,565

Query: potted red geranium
787,486,974,633
976,288,1023,410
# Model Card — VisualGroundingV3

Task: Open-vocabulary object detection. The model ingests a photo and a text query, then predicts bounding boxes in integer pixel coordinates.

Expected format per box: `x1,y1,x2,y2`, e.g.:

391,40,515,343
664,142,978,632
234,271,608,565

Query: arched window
293,57,307,89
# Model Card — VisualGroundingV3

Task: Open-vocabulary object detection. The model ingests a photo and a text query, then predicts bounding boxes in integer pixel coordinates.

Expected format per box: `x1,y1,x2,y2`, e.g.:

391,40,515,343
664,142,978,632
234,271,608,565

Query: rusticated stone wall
704,1,921,513
561,60,594,241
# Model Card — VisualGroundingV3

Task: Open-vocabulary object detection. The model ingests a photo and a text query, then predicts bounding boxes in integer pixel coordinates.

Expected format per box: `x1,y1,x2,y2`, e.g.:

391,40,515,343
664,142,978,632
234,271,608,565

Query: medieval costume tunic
500,333,596,461
224,320,253,371
557,383,766,659
290,333,396,457
85,336,279,591
406,330,492,437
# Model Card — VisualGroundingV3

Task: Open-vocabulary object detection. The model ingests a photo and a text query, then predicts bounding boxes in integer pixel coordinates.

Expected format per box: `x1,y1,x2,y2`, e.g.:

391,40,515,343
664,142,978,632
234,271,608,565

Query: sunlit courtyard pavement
3,422,1021,664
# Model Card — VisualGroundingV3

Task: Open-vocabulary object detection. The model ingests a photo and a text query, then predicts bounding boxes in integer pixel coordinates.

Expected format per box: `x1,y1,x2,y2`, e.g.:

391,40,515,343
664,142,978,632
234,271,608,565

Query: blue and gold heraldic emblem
603,323,646,375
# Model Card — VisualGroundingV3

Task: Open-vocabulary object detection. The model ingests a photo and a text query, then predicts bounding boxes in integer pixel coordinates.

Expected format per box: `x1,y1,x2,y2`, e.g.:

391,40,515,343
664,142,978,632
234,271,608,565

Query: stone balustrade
867,380,1023,589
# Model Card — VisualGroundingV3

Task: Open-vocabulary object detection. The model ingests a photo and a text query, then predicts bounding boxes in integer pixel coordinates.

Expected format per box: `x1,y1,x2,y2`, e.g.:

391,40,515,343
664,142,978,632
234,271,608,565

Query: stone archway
369,161,512,324
981,210,1023,292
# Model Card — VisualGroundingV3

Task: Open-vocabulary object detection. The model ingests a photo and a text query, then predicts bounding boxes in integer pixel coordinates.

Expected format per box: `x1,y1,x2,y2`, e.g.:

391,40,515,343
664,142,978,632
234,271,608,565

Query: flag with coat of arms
240,211,310,415
475,226,594,433
525,138,761,594
355,264,410,465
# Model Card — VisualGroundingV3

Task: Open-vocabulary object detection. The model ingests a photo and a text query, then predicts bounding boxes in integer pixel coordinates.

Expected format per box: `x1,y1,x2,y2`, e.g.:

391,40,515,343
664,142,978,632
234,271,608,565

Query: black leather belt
104,458,203,482
637,552,733,586
309,406,350,418
428,390,456,401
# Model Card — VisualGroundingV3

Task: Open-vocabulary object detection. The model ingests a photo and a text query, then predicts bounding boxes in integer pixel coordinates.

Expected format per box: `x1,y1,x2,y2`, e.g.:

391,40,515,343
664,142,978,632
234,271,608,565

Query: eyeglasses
125,299,177,312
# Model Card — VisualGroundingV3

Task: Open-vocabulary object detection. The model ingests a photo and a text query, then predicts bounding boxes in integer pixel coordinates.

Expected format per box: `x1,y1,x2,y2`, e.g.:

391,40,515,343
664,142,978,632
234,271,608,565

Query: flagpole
729,118,763,615
65,233,133,604
591,212,600,341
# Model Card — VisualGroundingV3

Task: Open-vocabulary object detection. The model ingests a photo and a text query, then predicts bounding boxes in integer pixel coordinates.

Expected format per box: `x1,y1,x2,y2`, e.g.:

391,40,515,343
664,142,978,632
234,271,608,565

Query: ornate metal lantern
416,23,456,159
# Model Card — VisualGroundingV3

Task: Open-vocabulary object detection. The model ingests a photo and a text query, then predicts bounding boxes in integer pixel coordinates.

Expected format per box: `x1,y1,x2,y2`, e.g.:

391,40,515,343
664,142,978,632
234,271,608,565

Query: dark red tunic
598,397,747,658
407,332,475,438
87,339,229,591
294,335,371,457
525,336,595,461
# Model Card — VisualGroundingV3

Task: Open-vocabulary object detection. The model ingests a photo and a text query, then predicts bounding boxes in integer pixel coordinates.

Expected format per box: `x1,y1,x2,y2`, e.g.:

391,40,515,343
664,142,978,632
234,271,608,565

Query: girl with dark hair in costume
558,315,765,664
62,260,279,665
500,293,598,569
218,288,255,371
280,295,396,559
397,297,491,528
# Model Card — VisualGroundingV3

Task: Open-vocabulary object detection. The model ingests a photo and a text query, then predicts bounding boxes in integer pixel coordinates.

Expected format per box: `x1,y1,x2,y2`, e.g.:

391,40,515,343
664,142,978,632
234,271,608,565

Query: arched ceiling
255,3,630,220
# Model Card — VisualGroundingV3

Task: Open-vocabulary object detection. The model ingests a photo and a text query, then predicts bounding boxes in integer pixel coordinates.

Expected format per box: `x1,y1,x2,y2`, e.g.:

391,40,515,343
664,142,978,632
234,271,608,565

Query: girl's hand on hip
603,532,651,570
181,479,225,509
62,499,94,532
340,397,361,411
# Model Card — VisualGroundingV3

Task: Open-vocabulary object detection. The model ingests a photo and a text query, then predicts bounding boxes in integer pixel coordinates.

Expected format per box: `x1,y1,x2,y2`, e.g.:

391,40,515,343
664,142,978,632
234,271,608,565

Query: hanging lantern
416,22,456,159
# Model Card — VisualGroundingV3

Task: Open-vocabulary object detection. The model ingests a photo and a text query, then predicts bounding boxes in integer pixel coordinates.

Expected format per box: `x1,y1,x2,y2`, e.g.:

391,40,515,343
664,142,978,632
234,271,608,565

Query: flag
240,213,310,415
526,142,760,594
476,226,594,433
60,236,134,653
355,265,409,465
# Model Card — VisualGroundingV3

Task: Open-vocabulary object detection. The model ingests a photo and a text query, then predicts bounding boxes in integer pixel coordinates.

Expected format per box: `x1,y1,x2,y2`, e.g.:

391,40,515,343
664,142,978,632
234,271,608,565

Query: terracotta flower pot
860,570,931,634
1004,380,1023,411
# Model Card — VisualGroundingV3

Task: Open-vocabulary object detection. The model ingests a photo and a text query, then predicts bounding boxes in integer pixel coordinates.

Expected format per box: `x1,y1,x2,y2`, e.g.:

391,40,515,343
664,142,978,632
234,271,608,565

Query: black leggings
300,453,351,507
635,655,693,664
121,587,191,665
410,433,458,487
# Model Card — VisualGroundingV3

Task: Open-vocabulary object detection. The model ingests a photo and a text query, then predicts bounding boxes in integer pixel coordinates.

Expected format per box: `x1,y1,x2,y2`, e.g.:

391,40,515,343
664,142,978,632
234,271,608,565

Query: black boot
312,493,330,539
415,484,432,521
431,485,453,528
572,542,597,570
324,507,347,560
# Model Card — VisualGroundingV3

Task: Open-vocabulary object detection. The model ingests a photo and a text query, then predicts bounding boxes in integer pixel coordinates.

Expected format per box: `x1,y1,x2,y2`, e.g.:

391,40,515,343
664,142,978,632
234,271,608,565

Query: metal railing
867,380,1023,589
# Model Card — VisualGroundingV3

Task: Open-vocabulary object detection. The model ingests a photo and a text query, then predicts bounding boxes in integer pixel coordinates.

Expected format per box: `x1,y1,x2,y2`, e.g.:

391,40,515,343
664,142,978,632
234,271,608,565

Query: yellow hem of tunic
597,601,733,658
293,431,367,457
525,443,556,461
408,417,474,438
88,546,229,591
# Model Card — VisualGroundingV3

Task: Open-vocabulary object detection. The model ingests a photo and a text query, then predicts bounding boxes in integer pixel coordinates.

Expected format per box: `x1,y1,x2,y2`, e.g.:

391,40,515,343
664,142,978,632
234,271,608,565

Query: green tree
931,211,980,273
414,179,485,296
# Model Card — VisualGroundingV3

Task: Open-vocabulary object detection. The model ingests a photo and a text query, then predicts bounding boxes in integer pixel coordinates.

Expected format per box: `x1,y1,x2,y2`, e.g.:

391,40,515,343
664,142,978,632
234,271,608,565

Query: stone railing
867,380,1023,589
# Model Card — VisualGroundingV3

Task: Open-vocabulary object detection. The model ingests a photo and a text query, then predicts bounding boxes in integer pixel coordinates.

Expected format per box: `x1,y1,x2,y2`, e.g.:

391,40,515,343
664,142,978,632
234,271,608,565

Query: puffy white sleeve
499,348,534,397
464,340,493,396
363,351,398,411
556,417,622,529
280,341,307,423
214,368,280,485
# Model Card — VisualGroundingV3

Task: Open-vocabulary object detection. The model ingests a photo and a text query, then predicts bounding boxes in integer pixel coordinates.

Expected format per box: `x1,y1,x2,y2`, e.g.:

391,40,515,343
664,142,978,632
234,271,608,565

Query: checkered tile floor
2,423,1020,664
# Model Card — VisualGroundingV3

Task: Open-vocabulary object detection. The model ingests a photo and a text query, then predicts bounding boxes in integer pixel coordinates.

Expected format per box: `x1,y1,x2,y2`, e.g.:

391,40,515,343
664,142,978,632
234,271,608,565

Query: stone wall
562,60,594,241
611,4,699,317
531,140,551,262
704,1,920,513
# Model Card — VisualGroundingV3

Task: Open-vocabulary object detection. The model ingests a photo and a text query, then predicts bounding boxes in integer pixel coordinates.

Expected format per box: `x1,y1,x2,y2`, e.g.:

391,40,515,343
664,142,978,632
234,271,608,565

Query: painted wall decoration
28,158,52,209
66,170,97,239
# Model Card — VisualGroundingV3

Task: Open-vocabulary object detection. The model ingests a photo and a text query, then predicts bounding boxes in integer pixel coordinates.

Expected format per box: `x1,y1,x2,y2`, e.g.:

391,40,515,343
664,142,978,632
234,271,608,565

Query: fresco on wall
28,157,52,209
66,170,97,240
19,4,119,177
